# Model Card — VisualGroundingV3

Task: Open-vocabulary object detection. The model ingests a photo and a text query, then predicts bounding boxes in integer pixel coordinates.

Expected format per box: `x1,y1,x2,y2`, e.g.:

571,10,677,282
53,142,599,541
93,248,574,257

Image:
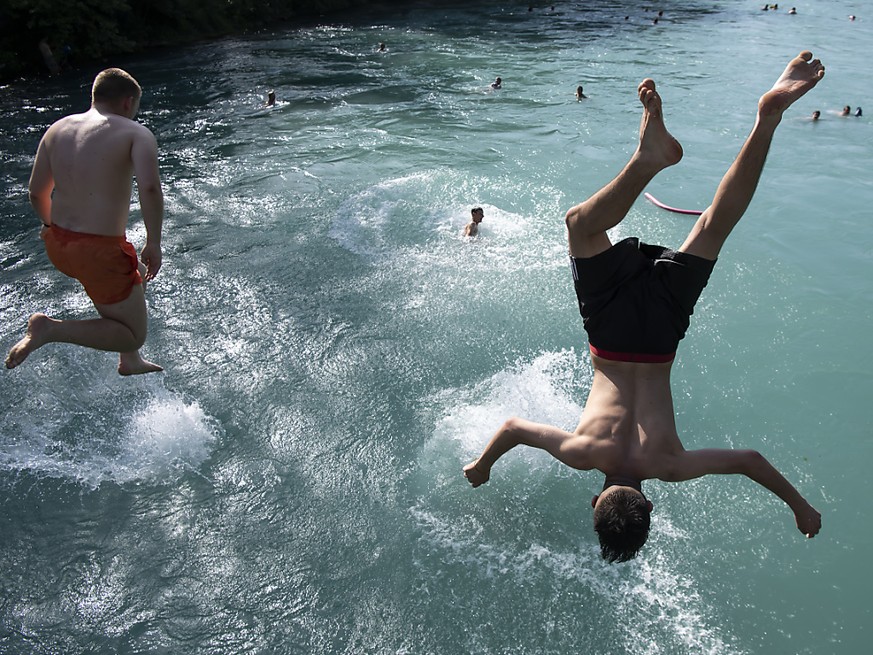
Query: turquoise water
2,1,872,653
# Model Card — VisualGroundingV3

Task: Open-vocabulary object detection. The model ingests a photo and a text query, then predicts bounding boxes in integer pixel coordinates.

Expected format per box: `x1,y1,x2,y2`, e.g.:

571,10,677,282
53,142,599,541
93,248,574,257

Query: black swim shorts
570,237,716,363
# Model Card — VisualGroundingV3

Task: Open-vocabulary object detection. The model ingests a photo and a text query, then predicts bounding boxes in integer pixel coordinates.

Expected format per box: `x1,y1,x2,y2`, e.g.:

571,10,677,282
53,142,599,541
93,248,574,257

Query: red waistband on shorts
589,344,675,364
46,224,127,244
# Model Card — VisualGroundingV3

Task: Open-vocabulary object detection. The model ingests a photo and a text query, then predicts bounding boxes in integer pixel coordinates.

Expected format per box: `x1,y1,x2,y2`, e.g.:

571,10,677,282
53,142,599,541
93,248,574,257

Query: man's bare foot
635,79,683,171
5,313,52,369
118,350,163,376
759,51,825,118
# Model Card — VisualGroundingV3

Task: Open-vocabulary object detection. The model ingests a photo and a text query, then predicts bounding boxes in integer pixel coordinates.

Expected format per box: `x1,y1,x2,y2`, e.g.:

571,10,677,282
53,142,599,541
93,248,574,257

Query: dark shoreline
0,0,418,83
0,1,698,84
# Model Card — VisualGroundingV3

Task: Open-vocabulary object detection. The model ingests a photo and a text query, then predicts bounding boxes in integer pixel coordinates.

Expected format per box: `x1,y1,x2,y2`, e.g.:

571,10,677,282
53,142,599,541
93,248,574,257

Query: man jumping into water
464,52,824,562
5,68,164,376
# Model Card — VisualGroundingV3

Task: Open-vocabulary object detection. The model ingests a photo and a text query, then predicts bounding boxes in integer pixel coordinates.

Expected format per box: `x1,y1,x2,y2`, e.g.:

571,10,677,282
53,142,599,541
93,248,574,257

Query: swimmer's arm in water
463,417,597,487
660,448,822,538
28,135,54,226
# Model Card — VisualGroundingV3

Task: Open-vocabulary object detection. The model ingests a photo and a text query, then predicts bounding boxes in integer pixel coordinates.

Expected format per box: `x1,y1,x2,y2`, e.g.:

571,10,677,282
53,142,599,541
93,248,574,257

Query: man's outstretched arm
662,448,822,538
463,417,593,487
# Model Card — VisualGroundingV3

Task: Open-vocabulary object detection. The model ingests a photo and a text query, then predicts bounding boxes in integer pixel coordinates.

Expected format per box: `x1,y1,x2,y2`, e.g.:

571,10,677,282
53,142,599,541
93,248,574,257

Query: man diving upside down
464,52,824,562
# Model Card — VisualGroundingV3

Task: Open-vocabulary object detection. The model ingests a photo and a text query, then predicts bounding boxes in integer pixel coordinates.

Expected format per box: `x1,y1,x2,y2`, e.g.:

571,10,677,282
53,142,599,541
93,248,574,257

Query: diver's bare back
41,108,145,236
570,356,685,479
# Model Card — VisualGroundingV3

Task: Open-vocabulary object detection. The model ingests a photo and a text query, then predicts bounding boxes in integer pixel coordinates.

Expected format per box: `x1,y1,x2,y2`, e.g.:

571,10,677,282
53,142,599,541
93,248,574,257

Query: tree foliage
0,0,377,81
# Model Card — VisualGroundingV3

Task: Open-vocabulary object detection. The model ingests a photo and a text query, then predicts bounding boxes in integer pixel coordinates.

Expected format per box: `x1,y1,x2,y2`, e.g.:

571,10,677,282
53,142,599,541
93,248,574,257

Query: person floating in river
464,207,484,237
464,51,825,562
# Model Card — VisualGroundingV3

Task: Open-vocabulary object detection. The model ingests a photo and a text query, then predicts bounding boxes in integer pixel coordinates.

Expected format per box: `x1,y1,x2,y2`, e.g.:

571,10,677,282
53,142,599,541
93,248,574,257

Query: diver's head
591,484,652,563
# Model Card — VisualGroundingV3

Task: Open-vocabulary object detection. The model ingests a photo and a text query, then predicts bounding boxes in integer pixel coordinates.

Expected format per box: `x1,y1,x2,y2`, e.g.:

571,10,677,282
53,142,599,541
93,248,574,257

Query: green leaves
0,0,378,81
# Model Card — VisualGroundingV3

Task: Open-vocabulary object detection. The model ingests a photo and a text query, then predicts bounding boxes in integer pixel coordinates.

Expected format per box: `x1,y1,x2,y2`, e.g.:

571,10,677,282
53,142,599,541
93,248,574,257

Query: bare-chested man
464,52,824,562
464,207,485,237
5,68,164,376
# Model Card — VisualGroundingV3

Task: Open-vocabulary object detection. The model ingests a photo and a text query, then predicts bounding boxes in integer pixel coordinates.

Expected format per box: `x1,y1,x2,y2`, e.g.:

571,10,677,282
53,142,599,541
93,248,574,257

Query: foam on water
329,169,567,282
433,349,586,455
410,504,741,654
0,365,219,489
331,170,539,254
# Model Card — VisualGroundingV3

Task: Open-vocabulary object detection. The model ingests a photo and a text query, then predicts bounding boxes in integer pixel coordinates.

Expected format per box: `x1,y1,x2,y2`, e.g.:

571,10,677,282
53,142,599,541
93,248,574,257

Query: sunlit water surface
1,1,872,653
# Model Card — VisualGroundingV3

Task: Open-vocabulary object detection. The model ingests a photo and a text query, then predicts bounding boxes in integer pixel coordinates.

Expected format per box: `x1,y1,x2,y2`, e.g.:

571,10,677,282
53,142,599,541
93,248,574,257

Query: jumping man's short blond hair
92,68,142,103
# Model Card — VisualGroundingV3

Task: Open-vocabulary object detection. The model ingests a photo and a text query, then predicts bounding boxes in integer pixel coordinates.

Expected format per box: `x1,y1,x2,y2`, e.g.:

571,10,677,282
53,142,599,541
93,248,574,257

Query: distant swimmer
266,90,276,106
811,109,820,121
38,38,61,75
576,85,587,100
5,68,164,376
788,7,796,14
464,51,825,562
855,107,863,117
491,77,502,90
378,42,387,52
464,207,484,237
841,105,851,116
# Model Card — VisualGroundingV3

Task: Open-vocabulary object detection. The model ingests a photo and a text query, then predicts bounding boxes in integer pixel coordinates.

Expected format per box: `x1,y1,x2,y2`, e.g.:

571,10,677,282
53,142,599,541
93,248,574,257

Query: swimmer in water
464,207,484,237
464,51,825,562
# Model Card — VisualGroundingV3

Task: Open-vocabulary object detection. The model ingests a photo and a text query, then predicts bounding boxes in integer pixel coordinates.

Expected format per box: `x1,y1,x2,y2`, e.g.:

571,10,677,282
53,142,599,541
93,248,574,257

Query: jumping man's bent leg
4,283,162,375
115,264,161,375
679,51,825,260
566,79,683,258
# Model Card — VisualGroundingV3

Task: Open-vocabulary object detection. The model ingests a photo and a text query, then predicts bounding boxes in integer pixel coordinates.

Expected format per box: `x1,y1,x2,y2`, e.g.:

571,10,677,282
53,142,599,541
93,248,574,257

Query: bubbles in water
0,364,219,489
433,348,587,456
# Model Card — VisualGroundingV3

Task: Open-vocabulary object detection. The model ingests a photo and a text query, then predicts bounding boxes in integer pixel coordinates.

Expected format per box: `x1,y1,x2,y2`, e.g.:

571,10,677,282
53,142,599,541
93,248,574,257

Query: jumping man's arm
131,127,164,280
664,448,822,538
28,137,54,226
463,417,593,487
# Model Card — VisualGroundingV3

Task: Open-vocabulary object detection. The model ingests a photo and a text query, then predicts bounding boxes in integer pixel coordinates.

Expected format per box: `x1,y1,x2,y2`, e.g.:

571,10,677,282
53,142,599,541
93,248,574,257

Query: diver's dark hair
593,488,651,563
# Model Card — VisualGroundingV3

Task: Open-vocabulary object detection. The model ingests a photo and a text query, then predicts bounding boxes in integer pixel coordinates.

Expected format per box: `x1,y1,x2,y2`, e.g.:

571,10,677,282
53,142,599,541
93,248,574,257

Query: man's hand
463,461,490,488
794,502,822,538
140,243,162,281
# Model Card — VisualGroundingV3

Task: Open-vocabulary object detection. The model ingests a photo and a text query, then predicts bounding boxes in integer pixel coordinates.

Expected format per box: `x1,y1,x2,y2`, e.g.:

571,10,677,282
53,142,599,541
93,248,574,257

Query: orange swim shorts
43,224,143,305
